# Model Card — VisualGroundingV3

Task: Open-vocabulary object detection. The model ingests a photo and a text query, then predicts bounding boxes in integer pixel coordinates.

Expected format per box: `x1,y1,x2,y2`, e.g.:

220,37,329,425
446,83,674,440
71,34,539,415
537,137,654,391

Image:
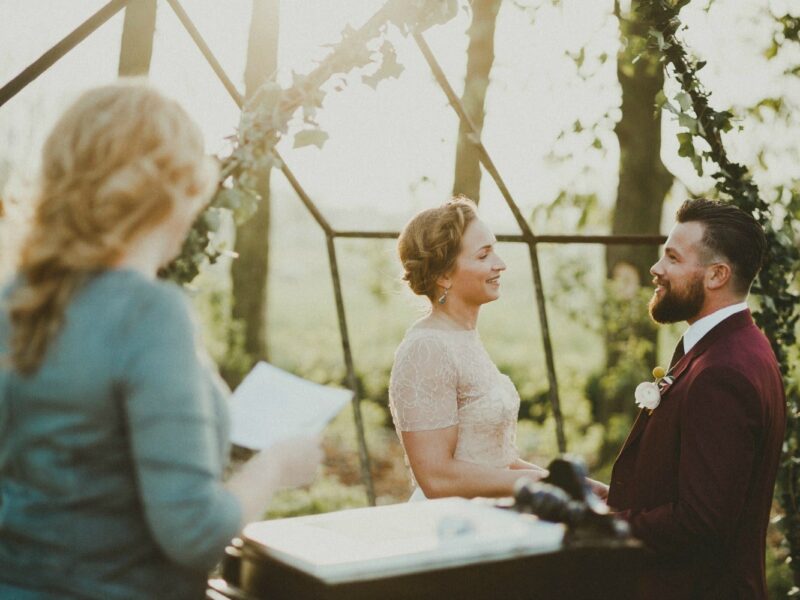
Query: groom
607,199,785,599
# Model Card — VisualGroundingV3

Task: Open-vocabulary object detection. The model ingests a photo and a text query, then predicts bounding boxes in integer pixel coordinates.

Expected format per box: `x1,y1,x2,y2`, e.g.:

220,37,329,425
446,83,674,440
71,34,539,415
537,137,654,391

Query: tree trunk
118,0,157,76
452,0,501,204
594,1,673,458
229,0,279,384
607,3,672,292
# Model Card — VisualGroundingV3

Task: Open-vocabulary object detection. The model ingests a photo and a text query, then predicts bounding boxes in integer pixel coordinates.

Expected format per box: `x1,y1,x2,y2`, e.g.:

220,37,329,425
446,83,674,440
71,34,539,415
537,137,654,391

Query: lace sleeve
389,333,458,432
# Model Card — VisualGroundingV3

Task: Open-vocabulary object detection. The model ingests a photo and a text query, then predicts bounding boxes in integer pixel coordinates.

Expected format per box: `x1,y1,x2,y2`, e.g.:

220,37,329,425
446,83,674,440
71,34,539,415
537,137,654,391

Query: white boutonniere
635,366,674,415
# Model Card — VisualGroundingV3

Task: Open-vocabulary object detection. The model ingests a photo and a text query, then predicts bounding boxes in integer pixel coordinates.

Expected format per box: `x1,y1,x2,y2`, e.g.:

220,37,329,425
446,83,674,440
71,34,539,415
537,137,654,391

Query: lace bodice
388,326,520,488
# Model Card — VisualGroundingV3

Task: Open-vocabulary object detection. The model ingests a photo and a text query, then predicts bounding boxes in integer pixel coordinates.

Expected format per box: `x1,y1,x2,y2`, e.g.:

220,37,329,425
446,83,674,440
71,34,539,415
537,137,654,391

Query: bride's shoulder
402,316,467,341
394,324,450,359
399,324,442,344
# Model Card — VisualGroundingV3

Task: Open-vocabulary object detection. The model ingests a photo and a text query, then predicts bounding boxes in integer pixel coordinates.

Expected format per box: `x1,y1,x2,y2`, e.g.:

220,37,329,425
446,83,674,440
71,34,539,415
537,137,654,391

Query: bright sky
0,0,798,240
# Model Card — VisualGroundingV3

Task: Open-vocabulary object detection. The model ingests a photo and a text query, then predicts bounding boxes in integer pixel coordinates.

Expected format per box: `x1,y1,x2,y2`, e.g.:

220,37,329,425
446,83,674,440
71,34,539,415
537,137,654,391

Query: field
191,190,685,507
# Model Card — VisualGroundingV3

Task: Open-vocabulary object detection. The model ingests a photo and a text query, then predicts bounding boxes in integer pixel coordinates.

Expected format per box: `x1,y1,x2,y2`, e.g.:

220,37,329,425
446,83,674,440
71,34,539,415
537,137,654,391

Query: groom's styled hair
398,196,477,300
676,198,767,294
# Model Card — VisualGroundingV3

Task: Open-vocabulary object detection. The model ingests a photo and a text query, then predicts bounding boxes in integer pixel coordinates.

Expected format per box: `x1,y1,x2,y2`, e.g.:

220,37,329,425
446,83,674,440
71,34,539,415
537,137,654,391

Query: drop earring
438,287,449,305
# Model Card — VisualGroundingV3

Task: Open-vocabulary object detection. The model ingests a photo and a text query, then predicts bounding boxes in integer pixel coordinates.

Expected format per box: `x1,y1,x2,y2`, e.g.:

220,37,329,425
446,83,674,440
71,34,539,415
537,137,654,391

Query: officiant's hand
269,434,325,489
226,434,324,526
588,478,609,501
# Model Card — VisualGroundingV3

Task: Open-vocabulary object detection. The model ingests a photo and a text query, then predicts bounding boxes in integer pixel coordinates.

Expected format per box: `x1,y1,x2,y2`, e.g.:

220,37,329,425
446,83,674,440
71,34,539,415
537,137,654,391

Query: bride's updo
397,197,477,300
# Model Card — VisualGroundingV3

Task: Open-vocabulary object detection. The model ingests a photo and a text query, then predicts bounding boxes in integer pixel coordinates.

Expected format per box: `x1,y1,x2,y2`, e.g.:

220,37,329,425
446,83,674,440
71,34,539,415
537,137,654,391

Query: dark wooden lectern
207,498,648,600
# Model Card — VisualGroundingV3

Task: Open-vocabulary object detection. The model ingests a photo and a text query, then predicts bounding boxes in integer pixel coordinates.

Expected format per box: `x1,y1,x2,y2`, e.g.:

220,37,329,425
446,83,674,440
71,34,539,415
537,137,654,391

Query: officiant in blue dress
0,81,321,599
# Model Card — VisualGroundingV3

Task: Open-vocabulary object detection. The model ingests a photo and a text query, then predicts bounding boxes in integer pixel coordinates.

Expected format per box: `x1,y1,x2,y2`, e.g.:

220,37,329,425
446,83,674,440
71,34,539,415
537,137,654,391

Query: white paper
243,498,565,583
229,361,352,450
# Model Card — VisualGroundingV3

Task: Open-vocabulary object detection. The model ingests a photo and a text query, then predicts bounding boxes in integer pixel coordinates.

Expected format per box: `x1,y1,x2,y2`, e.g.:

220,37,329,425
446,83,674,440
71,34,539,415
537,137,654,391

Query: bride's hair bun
397,196,477,300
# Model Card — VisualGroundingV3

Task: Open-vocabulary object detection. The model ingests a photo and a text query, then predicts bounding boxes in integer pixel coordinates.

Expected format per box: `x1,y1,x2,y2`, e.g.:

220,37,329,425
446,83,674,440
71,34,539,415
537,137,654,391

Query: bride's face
445,219,506,306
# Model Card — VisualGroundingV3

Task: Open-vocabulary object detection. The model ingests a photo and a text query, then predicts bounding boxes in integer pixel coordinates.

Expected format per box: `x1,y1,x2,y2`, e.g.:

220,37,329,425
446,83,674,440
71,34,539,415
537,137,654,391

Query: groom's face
648,222,708,324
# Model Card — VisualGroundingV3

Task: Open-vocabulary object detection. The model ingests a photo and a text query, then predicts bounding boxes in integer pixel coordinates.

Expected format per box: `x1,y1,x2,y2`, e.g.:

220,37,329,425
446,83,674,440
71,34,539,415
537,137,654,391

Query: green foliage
189,274,256,385
767,14,800,60
586,283,657,464
767,519,793,598
640,0,800,586
265,474,369,518
164,0,459,288
266,400,409,518
530,191,605,232
159,210,221,283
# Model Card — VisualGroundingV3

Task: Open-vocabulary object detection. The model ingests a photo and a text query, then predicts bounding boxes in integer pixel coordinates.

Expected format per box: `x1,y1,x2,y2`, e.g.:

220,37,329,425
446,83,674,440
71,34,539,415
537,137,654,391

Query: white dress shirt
682,301,749,353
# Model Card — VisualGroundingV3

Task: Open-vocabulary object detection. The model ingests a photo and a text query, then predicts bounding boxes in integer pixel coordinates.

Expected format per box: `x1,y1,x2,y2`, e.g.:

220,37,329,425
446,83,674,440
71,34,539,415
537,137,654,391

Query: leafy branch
162,0,458,283
767,13,800,60
640,0,800,586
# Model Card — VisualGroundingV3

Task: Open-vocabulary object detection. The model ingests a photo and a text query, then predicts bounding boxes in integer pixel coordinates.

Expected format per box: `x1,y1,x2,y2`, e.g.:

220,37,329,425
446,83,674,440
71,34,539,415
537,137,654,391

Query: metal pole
0,0,131,107
413,31,569,453
167,0,376,503
118,0,157,77
277,157,377,505
325,235,377,505
165,0,337,238
275,154,335,235
334,231,667,245
165,0,244,105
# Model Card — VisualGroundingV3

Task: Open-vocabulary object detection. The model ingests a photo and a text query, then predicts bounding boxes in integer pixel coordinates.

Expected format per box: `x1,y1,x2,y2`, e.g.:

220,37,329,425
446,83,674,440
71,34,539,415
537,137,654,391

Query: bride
389,197,548,500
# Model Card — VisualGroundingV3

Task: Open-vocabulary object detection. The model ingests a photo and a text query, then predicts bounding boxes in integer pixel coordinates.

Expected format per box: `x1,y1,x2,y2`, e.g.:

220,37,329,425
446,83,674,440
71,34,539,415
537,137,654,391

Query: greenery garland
768,13,800,63
160,0,800,579
639,0,800,586
162,0,457,283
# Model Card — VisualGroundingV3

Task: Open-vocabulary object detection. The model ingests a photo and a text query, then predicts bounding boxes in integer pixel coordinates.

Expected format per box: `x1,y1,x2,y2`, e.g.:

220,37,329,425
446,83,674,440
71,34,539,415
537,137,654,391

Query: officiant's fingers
588,479,609,501
273,434,325,488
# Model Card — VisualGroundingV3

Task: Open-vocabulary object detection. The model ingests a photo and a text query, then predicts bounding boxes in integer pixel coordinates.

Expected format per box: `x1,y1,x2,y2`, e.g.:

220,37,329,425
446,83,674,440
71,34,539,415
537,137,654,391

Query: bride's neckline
411,313,479,334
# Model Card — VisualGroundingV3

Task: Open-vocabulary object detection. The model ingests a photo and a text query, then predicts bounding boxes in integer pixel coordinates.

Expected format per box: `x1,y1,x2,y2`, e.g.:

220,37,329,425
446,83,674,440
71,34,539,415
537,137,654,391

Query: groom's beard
648,274,705,324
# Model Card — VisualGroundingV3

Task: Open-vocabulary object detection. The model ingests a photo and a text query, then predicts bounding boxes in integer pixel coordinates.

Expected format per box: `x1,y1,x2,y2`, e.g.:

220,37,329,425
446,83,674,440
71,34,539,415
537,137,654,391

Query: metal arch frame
0,0,667,506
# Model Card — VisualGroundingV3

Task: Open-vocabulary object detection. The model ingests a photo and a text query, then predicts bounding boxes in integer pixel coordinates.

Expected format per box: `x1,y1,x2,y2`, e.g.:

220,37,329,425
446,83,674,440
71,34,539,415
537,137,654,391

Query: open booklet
229,361,352,450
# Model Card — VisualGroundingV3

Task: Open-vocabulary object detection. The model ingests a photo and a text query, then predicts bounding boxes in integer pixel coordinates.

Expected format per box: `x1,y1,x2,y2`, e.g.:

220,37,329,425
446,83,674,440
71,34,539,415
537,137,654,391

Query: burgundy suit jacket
607,311,785,599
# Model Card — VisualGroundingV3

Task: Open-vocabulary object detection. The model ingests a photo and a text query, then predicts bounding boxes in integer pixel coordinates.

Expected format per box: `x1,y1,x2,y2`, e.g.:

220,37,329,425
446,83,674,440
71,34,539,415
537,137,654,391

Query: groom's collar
669,308,753,385
683,301,749,354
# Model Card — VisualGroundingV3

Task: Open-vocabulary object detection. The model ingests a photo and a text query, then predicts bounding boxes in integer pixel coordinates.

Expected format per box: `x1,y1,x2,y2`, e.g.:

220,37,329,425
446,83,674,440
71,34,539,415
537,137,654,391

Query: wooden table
207,498,649,600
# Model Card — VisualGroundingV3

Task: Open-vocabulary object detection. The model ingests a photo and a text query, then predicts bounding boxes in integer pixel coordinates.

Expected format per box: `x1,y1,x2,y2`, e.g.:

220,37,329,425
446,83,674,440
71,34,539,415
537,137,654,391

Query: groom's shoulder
694,322,780,386
713,317,774,361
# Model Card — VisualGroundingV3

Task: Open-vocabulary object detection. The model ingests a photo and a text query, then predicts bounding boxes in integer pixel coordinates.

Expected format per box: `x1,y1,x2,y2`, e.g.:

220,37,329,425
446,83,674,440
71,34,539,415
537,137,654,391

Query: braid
5,81,214,374
9,266,88,375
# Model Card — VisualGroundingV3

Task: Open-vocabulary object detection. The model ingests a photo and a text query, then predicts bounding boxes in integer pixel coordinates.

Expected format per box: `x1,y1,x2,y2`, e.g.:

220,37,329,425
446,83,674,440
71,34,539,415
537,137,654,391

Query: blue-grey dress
0,270,241,599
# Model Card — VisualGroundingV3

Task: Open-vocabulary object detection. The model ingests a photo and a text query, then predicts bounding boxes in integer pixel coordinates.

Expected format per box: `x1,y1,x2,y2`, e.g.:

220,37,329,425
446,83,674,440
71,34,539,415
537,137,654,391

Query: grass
191,194,685,509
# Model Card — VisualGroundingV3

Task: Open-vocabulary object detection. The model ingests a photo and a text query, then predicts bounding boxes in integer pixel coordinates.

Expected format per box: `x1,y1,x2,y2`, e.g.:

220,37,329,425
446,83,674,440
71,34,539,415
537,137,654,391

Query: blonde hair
397,197,478,300
8,80,216,375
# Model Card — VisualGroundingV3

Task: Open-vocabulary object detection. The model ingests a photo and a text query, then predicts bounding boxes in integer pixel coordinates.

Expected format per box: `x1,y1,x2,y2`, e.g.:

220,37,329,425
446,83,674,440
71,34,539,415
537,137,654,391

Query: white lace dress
388,326,521,500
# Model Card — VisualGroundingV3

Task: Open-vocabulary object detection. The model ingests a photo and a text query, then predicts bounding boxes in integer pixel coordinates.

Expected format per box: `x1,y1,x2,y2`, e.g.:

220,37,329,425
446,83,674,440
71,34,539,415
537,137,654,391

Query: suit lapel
615,310,753,458
616,349,698,456
618,409,650,455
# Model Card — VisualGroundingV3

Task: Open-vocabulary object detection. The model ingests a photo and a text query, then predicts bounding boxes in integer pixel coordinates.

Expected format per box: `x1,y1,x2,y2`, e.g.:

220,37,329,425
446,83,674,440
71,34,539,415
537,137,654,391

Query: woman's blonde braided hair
8,81,213,374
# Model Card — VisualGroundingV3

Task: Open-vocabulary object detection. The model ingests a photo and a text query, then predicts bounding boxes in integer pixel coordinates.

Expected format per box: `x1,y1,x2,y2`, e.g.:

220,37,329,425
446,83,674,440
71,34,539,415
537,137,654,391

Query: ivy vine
161,0,457,283
639,0,800,586
768,13,800,63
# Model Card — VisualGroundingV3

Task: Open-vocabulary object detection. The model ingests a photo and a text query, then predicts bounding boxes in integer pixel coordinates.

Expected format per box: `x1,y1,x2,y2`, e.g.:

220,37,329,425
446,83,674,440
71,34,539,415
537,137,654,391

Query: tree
607,0,672,293
452,0,502,203
592,0,673,461
118,0,157,77
228,0,280,385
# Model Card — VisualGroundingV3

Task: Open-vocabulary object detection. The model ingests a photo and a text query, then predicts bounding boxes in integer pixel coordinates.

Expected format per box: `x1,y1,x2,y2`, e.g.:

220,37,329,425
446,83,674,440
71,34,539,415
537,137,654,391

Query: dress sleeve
118,282,241,572
389,333,459,432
